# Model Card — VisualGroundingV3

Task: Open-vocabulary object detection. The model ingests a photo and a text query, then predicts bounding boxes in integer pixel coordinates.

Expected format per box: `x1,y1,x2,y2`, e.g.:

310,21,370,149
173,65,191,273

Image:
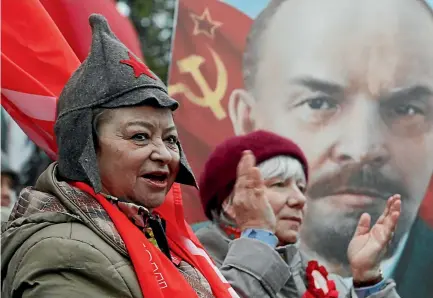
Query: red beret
199,130,309,220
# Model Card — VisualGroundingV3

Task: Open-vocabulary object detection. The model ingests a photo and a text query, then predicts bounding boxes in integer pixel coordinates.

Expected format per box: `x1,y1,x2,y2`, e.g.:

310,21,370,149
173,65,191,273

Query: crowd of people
0,14,406,298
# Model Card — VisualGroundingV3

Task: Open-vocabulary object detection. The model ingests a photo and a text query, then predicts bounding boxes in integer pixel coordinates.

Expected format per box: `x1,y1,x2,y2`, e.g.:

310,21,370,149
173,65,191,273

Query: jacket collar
35,162,129,257
197,222,303,267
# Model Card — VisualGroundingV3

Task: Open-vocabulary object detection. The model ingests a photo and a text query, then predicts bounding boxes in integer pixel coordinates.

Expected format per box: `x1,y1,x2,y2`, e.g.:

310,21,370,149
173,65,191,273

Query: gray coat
196,223,401,298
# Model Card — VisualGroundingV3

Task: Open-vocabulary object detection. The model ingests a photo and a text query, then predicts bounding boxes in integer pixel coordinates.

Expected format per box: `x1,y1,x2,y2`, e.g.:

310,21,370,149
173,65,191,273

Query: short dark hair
243,0,287,92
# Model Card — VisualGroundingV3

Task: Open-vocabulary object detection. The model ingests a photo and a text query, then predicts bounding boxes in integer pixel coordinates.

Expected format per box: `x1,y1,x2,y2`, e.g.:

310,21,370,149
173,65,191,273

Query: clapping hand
347,194,401,282
224,150,276,233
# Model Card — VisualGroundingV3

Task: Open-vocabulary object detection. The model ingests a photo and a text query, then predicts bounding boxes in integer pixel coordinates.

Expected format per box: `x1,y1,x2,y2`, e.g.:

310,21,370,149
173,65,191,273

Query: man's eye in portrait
380,89,433,137
292,95,340,124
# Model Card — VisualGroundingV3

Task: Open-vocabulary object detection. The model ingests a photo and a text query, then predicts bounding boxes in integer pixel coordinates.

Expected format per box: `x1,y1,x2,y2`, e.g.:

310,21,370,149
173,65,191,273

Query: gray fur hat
54,14,196,192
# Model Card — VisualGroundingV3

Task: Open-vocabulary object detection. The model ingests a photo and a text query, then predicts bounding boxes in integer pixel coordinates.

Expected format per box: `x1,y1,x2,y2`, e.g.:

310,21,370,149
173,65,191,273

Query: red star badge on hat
120,52,156,80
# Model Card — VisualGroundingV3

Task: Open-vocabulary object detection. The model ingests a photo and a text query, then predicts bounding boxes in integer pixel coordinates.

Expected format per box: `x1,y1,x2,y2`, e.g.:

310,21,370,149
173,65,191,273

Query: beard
301,200,412,267
300,163,416,268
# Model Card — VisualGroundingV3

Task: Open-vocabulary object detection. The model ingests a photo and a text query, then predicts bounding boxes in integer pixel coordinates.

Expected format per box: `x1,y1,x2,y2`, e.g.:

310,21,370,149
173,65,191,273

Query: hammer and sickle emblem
168,47,227,120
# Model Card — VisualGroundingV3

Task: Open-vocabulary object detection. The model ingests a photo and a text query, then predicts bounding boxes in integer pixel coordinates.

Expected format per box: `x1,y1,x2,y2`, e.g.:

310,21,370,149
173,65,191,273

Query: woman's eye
271,181,286,188
297,184,306,193
166,135,178,145
131,133,149,142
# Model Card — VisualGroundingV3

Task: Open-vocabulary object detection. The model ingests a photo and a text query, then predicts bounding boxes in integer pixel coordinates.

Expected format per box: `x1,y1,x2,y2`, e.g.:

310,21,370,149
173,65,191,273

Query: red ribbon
302,261,339,298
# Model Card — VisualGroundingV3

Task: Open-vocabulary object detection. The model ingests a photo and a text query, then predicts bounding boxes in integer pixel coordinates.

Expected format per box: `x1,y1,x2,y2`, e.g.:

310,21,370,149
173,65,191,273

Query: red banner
1,0,81,159
40,0,143,62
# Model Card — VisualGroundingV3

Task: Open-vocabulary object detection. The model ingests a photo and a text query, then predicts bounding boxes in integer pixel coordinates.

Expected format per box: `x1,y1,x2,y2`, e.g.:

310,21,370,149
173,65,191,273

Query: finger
249,167,264,188
383,200,401,232
376,194,399,225
236,168,262,190
353,213,371,237
390,196,402,213
234,175,245,191
387,194,400,210
234,153,253,190
390,211,400,226
237,150,256,178
387,198,401,221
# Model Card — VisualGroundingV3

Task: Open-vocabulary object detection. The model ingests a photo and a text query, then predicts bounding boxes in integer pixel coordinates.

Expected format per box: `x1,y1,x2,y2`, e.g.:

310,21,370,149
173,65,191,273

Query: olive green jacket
1,163,214,298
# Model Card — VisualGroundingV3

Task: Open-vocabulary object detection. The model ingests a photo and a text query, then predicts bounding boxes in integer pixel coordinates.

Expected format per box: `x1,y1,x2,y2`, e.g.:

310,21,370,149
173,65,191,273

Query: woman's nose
287,188,307,209
150,140,172,164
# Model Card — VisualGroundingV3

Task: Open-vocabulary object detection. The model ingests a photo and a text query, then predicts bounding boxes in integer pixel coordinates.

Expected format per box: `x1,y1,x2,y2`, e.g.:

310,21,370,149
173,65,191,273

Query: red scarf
219,223,241,240
72,182,238,298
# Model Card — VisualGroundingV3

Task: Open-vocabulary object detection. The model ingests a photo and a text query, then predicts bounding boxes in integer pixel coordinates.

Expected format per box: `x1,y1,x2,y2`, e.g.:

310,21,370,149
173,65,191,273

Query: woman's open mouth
141,172,169,189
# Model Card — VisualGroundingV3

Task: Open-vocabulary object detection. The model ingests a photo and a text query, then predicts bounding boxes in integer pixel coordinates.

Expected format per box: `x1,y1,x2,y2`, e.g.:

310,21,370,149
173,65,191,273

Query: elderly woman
196,131,402,298
1,15,242,298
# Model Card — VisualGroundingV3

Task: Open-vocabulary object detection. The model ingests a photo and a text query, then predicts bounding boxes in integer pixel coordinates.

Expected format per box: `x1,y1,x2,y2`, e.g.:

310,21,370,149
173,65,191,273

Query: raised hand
347,194,401,282
224,150,276,233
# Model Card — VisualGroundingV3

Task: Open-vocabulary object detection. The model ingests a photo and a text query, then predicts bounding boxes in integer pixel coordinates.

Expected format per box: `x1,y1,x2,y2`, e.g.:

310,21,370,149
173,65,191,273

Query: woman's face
260,158,307,245
1,174,14,207
96,105,180,208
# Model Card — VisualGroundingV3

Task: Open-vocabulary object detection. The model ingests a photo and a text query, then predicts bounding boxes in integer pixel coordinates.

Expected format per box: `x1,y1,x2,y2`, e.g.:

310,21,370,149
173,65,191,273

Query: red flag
168,0,252,222
1,0,81,159
40,0,143,62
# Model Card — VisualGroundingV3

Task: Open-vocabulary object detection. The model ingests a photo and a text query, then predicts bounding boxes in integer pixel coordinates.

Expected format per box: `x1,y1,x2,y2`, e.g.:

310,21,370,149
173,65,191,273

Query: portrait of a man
228,0,433,277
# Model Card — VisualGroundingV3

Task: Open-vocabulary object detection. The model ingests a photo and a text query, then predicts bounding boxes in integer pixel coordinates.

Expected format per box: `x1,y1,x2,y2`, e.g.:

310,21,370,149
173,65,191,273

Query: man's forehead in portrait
249,0,433,99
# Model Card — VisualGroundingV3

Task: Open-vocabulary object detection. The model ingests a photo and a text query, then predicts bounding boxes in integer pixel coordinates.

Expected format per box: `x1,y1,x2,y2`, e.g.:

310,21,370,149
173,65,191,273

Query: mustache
307,165,408,201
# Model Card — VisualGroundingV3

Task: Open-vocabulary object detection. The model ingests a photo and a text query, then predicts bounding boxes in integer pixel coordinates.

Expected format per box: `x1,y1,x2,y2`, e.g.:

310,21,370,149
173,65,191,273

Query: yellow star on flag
190,8,222,39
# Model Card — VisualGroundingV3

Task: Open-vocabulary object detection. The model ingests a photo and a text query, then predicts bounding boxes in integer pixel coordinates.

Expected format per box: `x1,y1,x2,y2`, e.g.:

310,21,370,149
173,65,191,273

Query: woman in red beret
196,130,402,298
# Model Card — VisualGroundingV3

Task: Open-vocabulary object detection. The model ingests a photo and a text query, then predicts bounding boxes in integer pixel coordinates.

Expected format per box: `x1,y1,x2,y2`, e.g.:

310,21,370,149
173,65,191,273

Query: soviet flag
168,0,253,222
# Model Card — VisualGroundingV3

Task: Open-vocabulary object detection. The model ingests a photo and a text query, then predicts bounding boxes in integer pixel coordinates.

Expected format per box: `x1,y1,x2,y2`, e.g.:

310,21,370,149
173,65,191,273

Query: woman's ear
228,89,257,135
